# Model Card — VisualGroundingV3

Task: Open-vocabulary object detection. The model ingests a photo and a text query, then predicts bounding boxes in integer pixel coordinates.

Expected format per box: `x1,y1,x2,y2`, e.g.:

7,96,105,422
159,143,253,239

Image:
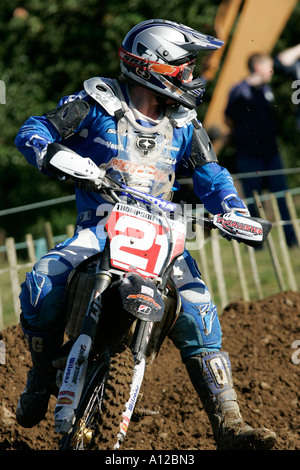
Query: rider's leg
16,226,104,428
16,306,65,428
169,251,276,450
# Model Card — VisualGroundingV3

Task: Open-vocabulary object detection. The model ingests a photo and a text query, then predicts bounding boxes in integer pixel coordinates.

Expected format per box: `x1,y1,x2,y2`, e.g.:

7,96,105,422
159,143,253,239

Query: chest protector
84,77,196,199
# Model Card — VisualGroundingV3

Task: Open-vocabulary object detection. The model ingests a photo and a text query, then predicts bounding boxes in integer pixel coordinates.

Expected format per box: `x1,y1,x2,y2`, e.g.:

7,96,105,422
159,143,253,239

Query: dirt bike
45,143,271,450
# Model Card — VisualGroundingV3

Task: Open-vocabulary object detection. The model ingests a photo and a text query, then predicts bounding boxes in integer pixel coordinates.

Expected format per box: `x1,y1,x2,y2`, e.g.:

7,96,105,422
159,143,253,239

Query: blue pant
20,225,222,361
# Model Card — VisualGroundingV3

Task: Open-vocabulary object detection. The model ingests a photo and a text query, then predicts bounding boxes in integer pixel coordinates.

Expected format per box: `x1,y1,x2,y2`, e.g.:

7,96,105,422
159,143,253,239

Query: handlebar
46,142,272,248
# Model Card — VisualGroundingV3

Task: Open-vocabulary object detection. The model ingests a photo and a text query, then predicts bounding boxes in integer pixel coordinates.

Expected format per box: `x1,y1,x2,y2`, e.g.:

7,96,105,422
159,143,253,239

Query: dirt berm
0,291,299,450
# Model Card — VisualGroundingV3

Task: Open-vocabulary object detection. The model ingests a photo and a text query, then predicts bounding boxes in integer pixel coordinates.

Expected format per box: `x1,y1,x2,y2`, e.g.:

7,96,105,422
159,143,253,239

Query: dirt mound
0,291,299,451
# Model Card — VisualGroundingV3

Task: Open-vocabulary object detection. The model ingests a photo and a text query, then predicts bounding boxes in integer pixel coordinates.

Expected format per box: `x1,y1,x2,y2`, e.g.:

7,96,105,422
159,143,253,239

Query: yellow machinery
202,0,298,143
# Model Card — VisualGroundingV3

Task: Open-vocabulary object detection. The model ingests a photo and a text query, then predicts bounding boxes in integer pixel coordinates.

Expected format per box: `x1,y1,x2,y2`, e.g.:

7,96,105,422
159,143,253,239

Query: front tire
60,343,133,450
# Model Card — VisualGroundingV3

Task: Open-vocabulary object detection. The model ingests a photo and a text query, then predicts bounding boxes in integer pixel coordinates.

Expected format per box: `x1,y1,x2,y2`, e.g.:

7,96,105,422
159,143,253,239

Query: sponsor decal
63,344,87,386
64,357,76,384
58,390,75,398
119,413,130,435
127,294,161,309
136,135,157,151
117,188,178,213
57,397,74,405
107,157,168,181
57,390,75,405
128,384,140,412
216,215,263,235
141,285,154,297
120,421,128,433
138,305,151,315
115,203,158,222
72,344,87,385
90,294,102,323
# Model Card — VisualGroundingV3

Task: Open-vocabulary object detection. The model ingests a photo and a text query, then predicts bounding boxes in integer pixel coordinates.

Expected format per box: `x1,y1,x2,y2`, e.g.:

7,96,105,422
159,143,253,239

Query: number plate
105,203,186,277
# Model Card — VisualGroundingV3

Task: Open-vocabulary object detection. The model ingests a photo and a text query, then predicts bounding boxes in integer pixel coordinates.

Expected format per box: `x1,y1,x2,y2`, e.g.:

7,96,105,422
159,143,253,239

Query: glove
218,196,249,242
221,195,250,217
44,142,105,189
213,212,270,247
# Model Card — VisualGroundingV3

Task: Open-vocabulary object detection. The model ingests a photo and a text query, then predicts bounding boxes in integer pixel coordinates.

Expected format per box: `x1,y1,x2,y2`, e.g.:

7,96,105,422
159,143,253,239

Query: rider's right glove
221,195,250,217
43,142,105,190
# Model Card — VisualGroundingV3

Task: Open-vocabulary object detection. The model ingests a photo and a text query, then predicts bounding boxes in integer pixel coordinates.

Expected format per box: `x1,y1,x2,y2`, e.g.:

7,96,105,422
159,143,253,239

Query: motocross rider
14,19,276,450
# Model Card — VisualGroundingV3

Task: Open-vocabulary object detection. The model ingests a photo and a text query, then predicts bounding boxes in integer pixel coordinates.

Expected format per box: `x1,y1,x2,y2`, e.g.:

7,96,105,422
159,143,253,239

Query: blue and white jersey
15,78,242,223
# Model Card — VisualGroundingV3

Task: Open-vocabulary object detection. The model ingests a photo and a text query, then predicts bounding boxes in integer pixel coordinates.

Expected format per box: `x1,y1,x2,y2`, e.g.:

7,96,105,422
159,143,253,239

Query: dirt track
0,291,299,450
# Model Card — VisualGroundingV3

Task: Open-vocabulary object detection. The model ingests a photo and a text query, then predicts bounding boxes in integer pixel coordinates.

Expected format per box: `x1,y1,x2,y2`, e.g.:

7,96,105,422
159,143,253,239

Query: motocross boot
185,351,276,450
16,315,64,428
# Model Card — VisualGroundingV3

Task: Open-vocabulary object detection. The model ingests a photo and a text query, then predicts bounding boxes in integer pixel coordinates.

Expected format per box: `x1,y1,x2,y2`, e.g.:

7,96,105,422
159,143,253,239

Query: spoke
71,374,108,449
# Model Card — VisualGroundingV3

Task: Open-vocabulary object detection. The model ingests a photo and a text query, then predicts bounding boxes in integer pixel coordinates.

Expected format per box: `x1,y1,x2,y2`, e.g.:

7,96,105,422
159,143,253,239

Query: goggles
119,46,196,84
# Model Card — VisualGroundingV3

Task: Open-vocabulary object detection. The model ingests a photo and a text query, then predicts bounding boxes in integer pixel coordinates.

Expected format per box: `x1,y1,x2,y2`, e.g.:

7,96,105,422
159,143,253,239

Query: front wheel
60,343,133,450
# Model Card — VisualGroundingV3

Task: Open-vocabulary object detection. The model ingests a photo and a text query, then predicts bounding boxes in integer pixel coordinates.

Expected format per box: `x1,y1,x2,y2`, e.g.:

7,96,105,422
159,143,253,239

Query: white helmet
119,19,223,109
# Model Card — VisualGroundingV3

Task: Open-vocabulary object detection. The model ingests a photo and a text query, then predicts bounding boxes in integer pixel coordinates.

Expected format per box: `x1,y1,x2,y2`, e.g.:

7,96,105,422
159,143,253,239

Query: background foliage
0,0,300,242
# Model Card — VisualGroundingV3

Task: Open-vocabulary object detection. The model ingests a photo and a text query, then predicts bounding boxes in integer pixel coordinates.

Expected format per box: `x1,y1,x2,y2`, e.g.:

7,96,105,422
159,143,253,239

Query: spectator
224,53,296,246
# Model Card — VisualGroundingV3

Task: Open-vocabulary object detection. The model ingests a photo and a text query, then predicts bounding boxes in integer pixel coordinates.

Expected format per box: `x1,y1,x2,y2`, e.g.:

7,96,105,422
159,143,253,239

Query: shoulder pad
83,77,122,116
170,106,197,128
45,99,90,140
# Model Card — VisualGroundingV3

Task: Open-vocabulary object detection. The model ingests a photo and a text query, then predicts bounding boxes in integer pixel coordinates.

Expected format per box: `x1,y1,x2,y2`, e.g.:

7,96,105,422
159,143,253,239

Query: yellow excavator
202,0,298,149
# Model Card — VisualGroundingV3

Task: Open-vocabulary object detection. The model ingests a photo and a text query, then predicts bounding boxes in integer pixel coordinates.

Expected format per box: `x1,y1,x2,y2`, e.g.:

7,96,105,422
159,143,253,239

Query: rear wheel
60,343,133,450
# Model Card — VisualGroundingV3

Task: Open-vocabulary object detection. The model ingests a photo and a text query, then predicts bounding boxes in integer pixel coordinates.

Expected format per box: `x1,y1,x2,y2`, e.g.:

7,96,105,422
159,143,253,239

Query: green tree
1,0,299,242
0,0,220,240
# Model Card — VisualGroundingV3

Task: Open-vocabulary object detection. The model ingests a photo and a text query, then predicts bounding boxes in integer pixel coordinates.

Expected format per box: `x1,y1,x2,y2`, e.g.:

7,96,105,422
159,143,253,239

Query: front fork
54,270,112,435
131,319,154,362
114,318,153,449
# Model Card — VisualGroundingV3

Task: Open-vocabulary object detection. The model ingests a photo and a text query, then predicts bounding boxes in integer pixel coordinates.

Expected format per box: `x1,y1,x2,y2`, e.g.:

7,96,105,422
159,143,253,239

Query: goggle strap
118,46,194,81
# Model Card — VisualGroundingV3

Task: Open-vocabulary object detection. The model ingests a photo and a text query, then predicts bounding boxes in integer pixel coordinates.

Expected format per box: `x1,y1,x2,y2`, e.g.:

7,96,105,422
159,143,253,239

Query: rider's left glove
221,195,250,217
219,195,250,242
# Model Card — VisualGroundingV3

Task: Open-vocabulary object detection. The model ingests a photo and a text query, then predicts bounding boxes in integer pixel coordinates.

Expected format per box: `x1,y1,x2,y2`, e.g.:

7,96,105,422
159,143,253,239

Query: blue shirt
225,79,278,158
15,79,242,219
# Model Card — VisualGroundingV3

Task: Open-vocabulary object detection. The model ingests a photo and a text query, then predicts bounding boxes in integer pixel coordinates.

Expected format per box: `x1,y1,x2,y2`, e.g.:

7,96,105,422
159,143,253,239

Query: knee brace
169,301,222,361
20,273,67,330
20,313,64,356
20,313,65,381
170,251,222,360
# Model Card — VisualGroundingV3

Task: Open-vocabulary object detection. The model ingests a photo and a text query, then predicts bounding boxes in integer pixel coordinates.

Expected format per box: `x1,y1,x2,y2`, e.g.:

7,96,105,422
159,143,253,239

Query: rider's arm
192,162,248,215
15,93,92,174
180,121,248,215
15,114,61,173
